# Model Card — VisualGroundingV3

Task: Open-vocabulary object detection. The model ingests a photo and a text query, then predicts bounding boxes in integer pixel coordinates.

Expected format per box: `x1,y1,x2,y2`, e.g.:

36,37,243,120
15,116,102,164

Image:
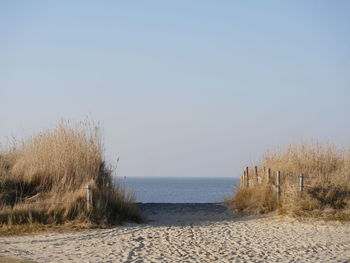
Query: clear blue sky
1,1,349,177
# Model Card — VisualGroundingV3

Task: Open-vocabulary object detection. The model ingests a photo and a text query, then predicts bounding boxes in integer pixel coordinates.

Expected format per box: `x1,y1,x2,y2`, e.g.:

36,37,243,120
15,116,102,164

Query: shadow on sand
135,203,267,227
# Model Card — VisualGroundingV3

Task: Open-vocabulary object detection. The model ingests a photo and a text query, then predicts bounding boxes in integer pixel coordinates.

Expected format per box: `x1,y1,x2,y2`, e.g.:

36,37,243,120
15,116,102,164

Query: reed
0,120,141,227
230,142,350,220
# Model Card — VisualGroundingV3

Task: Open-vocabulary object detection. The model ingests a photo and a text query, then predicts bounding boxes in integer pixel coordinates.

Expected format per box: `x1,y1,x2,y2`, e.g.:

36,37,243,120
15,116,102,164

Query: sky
1,1,350,178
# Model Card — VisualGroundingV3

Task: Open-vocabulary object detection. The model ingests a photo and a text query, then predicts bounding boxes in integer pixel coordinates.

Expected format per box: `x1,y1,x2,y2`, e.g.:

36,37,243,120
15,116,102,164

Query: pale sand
1,203,349,263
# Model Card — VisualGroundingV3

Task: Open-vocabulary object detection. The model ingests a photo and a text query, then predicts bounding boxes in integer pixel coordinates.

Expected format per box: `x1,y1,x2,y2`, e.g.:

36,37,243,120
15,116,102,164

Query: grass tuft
229,142,350,220
0,120,142,231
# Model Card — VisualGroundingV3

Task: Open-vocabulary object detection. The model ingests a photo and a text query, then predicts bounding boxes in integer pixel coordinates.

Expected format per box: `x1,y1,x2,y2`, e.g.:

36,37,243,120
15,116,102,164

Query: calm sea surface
117,177,239,203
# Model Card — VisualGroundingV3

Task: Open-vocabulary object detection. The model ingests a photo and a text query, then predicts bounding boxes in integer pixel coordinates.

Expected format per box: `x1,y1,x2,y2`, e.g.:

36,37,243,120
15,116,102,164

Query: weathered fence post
299,173,304,193
276,171,281,201
242,171,246,187
86,184,92,211
267,168,271,183
254,166,259,183
246,167,249,187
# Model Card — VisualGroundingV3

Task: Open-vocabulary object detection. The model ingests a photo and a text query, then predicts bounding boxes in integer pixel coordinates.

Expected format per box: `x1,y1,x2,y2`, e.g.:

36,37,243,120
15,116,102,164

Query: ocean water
118,177,239,203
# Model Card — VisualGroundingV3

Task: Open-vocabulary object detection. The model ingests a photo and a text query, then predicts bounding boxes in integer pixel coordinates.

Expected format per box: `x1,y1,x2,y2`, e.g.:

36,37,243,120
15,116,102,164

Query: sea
117,177,240,203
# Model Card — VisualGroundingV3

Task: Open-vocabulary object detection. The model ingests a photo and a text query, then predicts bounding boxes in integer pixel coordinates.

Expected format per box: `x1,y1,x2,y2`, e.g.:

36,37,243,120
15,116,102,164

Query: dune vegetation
0,120,141,231
230,143,350,220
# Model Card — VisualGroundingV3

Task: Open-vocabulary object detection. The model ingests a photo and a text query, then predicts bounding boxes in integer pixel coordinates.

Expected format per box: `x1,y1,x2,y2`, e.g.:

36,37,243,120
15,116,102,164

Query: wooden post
254,166,259,183
267,168,271,183
276,171,281,200
299,173,304,192
244,171,246,186
86,184,92,211
246,167,249,187
242,170,247,187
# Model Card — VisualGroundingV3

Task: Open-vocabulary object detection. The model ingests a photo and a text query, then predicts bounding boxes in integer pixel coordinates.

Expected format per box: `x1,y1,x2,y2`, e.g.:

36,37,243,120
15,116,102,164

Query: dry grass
0,258,36,263
0,120,142,232
232,184,278,215
229,142,350,220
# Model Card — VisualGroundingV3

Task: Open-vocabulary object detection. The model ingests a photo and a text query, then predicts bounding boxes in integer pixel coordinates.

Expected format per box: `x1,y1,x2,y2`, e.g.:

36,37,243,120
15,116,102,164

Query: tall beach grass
230,142,350,220
0,120,141,229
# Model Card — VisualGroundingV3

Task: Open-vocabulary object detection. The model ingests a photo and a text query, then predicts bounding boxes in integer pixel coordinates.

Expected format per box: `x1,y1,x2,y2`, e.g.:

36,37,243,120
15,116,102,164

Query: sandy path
1,203,349,263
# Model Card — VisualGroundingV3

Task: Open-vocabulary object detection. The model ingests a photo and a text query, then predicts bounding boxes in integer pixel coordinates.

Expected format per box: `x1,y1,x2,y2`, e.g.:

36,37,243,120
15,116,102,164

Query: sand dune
1,203,349,262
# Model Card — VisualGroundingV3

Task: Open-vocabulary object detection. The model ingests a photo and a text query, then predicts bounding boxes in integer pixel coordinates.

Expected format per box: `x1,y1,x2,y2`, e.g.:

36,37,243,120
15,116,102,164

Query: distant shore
1,203,349,262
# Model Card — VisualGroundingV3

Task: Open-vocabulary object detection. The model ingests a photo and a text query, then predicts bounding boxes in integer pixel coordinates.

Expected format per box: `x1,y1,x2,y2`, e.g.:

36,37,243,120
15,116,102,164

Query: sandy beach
1,203,349,263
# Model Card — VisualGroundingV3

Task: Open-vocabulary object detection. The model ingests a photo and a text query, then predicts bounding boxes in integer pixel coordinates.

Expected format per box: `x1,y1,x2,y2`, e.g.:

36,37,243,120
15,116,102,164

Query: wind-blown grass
229,143,350,220
0,120,141,229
